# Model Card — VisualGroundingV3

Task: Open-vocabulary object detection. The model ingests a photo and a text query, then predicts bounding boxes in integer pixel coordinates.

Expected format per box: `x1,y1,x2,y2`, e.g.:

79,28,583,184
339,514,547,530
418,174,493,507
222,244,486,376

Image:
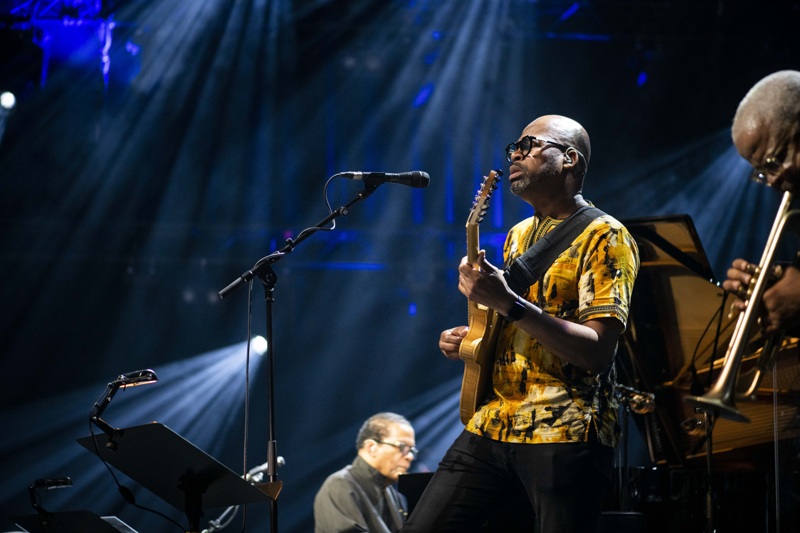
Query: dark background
1,1,799,532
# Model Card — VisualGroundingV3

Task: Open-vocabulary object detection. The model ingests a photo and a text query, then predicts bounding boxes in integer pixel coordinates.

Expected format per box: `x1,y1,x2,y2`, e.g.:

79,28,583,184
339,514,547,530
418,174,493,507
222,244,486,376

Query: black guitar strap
503,205,606,295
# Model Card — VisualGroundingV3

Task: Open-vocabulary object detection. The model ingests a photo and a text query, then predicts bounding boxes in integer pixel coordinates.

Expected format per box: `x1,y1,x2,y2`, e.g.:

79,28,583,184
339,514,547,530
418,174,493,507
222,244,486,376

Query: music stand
13,510,120,533
77,422,270,532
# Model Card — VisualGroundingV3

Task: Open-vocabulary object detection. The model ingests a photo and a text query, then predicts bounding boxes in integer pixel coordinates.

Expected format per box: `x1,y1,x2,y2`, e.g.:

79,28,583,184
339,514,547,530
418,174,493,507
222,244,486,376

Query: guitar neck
458,169,501,425
466,224,480,266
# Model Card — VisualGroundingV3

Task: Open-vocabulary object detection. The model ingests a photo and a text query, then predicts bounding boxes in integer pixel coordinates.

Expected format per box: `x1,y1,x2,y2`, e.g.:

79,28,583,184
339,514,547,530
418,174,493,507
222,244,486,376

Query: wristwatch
505,297,526,322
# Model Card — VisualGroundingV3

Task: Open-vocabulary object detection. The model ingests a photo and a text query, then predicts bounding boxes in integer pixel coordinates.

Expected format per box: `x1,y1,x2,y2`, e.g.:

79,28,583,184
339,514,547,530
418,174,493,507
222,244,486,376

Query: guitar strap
503,205,606,295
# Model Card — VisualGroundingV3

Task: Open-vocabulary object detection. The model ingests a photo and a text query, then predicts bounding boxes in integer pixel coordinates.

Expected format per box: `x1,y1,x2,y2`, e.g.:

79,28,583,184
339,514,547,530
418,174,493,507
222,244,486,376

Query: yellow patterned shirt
465,212,639,445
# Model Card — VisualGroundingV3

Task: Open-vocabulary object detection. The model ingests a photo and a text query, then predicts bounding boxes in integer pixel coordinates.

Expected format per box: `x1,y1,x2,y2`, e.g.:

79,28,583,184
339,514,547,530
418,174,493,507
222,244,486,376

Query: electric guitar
458,169,503,425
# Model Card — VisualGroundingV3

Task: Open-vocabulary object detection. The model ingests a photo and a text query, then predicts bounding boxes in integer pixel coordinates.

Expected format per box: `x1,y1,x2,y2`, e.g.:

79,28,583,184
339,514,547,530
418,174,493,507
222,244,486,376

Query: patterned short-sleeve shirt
465,212,639,445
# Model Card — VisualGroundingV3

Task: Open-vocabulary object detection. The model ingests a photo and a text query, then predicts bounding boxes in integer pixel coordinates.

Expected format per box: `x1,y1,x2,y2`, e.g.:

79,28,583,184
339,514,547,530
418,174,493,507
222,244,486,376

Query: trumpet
615,384,656,414
684,190,799,422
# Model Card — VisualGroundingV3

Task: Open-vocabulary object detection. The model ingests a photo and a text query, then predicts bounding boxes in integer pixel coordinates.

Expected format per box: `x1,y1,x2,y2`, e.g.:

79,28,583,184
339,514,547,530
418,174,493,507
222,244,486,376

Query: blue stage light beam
0,339,267,530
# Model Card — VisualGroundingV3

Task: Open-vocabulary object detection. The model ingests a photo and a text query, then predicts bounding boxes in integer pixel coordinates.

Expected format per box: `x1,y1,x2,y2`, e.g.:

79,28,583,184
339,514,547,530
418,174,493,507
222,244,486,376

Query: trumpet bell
684,394,750,423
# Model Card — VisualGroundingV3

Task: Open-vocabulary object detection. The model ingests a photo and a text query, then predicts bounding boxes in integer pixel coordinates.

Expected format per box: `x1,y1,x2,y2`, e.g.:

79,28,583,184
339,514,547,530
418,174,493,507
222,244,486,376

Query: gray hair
355,412,411,450
733,70,800,136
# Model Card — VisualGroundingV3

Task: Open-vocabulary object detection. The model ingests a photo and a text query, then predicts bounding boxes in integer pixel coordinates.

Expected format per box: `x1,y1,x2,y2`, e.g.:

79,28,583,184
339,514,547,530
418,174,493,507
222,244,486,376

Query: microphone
245,456,286,482
340,171,430,188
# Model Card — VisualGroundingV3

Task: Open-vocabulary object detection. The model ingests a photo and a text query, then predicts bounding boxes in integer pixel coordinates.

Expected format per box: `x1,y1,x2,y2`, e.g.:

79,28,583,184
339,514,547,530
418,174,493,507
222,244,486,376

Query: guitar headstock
467,169,502,227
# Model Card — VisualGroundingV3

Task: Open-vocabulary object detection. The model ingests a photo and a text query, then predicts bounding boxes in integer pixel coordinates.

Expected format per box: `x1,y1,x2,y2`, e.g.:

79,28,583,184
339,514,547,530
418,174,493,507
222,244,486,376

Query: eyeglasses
750,156,784,185
376,441,418,457
505,135,573,163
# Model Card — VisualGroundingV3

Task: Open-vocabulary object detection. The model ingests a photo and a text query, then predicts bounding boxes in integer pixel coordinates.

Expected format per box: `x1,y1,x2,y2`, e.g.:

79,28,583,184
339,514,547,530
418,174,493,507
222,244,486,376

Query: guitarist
401,115,639,533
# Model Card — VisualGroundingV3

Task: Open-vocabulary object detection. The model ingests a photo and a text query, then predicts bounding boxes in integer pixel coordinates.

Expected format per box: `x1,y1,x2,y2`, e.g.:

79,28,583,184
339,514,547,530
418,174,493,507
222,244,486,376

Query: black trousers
401,430,613,533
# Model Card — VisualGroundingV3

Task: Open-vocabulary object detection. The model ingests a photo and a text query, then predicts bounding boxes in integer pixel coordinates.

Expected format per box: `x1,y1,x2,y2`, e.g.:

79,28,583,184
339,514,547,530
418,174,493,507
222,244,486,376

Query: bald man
402,115,639,533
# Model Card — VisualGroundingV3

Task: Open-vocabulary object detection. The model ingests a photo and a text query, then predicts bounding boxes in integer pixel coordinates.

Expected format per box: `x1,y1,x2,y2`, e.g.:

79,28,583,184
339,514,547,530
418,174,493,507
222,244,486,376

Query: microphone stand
218,181,381,533
703,411,717,533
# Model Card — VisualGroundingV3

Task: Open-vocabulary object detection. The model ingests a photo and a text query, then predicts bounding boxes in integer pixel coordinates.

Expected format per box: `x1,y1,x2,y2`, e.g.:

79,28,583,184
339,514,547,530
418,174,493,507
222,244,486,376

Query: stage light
559,2,580,22
251,335,268,355
89,369,158,450
0,91,15,111
0,91,15,149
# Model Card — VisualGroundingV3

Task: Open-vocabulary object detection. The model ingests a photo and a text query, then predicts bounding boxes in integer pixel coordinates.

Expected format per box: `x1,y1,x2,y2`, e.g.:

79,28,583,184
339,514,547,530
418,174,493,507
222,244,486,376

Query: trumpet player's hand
723,259,800,334
722,258,757,309
762,265,800,334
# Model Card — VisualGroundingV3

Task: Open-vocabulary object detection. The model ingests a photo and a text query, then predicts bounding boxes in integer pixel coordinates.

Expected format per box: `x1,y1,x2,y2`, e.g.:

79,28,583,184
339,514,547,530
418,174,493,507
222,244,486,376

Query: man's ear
564,148,577,166
564,147,585,178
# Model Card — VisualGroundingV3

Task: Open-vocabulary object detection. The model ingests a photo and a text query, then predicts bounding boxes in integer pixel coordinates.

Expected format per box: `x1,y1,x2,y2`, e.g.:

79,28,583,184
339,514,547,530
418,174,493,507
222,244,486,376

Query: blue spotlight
408,302,417,316
637,71,648,86
559,2,580,22
412,83,435,108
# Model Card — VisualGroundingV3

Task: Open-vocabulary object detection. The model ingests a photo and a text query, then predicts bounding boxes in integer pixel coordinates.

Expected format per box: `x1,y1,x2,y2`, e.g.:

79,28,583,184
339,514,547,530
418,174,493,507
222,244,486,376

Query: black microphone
340,171,430,188
246,457,286,482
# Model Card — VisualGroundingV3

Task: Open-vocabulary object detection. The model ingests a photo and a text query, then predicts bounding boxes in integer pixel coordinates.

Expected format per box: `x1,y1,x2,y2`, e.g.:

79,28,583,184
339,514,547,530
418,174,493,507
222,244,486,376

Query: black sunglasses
505,135,572,163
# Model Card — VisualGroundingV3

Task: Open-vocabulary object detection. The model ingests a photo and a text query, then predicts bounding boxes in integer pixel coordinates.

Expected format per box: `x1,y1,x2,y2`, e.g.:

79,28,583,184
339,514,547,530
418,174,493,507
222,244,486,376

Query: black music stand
13,510,121,532
77,422,271,532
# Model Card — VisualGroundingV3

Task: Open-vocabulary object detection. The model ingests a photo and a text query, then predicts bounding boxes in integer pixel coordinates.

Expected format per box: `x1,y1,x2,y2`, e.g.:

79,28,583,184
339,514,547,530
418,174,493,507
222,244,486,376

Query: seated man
314,412,417,533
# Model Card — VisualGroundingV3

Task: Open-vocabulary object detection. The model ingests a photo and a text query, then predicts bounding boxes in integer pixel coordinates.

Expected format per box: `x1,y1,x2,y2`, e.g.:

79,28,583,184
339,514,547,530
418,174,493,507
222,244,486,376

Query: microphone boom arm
218,183,379,299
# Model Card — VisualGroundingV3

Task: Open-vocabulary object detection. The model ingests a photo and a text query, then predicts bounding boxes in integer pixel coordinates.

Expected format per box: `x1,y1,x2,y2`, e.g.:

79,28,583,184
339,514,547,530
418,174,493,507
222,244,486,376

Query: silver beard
509,174,531,196
509,159,560,196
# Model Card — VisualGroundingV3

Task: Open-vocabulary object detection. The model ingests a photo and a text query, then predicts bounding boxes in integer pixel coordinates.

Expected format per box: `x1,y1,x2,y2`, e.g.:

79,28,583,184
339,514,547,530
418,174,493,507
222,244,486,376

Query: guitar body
459,302,503,424
457,170,503,425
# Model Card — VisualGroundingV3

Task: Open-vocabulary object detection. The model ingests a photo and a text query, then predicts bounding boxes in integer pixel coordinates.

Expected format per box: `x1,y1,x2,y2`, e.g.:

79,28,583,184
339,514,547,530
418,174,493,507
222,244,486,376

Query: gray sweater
313,456,408,533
